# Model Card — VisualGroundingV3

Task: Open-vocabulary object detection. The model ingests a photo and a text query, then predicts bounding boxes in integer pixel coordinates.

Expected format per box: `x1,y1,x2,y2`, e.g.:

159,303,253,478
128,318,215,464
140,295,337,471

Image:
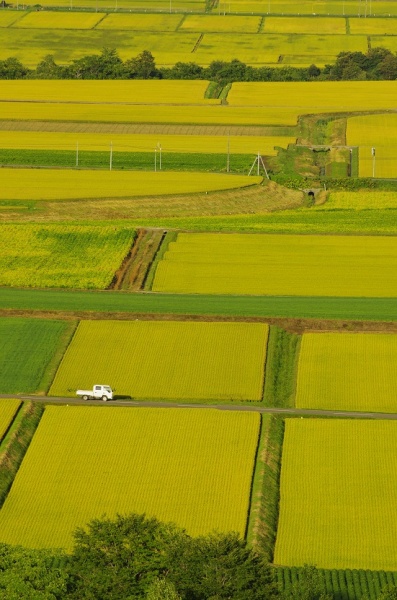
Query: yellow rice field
0,406,260,548
228,81,397,114
296,333,397,412
349,17,397,34
152,232,397,297
0,102,282,125
0,80,215,104
49,320,268,400
0,11,22,26
0,130,295,155
319,191,397,210
263,16,347,33
180,14,262,32
0,399,21,441
347,113,397,178
274,419,397,570
15,11,105,29
0,168,261,200
96,13,183,30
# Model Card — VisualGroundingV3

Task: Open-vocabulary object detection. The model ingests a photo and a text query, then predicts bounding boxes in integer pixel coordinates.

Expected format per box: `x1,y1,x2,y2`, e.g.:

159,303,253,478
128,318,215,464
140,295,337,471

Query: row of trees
1,47,397,81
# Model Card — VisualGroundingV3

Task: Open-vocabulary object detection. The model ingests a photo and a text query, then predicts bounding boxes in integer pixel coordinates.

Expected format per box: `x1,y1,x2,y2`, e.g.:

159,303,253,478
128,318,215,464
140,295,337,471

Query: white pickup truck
76,385,113,401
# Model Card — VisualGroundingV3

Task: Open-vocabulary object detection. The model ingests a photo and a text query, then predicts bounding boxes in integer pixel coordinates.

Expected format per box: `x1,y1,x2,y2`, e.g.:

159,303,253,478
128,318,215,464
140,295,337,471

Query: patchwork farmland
2,11,397,598
0,406,260,548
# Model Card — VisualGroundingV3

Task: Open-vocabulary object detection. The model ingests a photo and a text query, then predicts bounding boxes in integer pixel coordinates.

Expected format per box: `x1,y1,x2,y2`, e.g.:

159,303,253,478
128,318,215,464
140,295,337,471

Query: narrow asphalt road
1,394,397,420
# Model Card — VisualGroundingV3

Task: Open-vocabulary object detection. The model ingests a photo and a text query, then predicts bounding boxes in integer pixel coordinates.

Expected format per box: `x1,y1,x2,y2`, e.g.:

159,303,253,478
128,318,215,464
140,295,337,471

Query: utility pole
226,133,230,173
110,141,113,171
76,141,79,168
248,152,269,179
155,147,157,172
372,146,376,178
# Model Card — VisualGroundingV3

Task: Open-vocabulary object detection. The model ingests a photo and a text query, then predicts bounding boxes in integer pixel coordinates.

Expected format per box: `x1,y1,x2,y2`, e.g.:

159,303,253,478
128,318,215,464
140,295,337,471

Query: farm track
1,394,397,420
0,120,285,137
1,309,397,334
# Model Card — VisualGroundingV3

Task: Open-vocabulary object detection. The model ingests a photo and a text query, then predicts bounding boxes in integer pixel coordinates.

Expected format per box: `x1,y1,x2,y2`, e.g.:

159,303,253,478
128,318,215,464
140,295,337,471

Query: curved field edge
1,289,397,321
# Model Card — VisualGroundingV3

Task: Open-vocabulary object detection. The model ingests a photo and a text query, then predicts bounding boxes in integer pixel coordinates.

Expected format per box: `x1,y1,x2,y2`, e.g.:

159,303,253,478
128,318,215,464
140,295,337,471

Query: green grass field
152,232,397,297
49,320,268,400
0,224,134,289
274,419,397,570
0,319,76,394
1,288,397,321
0,406,260,548
296,333,397,412
0,399,22,440
0,169,261,201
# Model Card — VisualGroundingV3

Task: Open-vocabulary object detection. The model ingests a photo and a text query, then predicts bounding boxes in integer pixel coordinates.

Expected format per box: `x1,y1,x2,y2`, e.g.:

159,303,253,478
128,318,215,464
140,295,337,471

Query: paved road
1,394,397,420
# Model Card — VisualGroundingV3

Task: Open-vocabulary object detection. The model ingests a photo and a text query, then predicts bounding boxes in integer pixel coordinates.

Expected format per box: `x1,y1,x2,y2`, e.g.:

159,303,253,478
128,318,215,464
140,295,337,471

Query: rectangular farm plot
180,15,262,32
49,320,268,401
296,333,397,412
15,11,105,29
152,233,397,297
97,14,183,31
0,318,76,394
263,17,347,34
0,406,260,549
347,114,397,178
0,399,21,440
0,224,134,289
274,419,397,570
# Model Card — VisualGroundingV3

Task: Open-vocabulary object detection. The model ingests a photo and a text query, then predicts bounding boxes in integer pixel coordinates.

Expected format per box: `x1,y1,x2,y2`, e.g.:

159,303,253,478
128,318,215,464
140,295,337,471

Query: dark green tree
0,57,29,79
0,543,69,600
124,50,159,79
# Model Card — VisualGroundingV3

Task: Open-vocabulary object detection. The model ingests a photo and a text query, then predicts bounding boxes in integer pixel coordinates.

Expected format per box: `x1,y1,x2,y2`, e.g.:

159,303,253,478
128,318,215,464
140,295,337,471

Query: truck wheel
83,395,89,401
102,396,108,402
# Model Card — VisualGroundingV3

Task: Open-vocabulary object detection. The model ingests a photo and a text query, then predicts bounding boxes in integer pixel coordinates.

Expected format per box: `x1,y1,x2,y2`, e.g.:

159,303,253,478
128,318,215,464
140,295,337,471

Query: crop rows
49,320,269,400
277,566,397,600
274,419,397,570
152,232,397,297
296,333,397,413
0,399,22,441
0,406,260,548
0,224,134,289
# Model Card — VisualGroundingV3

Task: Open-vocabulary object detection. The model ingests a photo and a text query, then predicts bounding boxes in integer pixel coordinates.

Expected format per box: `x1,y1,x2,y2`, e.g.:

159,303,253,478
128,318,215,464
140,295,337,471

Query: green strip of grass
263,327,300,408
1,288,397,321
0,149,253,174
254,415,284,562
0,402,44,508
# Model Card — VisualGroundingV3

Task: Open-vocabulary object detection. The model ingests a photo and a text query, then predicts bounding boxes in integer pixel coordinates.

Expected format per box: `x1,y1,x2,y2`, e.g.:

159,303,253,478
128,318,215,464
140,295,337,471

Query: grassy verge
263,327,300,408
250,415,284,562
1,289,397,321
144,230,178,290
0,402,44,508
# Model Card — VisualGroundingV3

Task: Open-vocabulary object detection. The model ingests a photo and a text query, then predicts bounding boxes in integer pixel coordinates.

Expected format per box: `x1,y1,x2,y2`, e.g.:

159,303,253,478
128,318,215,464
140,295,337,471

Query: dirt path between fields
1,309,397,334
